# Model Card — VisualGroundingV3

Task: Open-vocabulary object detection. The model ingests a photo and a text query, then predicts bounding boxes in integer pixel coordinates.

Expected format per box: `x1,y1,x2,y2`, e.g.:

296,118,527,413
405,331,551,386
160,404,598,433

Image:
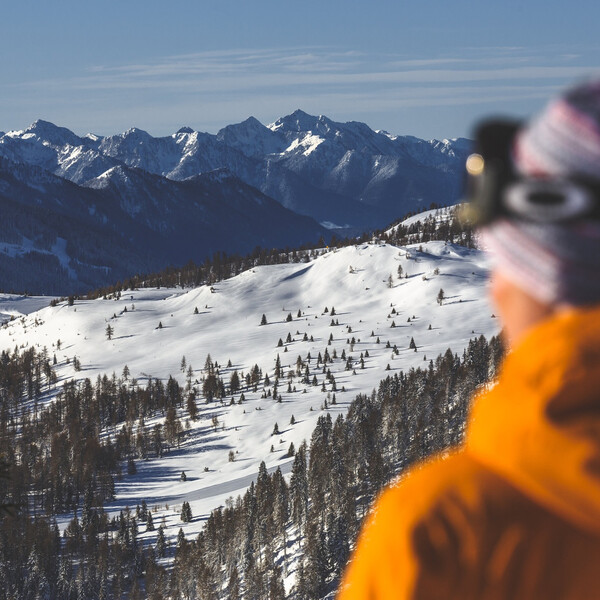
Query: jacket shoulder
339,453,600,599
338,453,490,599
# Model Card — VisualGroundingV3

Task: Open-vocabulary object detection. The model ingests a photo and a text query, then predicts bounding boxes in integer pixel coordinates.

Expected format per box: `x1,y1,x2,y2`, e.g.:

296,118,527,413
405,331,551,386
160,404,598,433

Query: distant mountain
1,113,471,231
0,113,471,293
0,156,326,295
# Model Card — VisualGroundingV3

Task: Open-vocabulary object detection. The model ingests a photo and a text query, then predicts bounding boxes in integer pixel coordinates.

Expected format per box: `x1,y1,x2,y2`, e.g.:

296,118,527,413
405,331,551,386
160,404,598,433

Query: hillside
0,235,496,536
0,156,326,295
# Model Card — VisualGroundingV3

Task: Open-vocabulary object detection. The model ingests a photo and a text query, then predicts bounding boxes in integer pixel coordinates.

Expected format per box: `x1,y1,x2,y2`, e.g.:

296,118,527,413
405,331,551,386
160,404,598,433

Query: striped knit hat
481,79,600,306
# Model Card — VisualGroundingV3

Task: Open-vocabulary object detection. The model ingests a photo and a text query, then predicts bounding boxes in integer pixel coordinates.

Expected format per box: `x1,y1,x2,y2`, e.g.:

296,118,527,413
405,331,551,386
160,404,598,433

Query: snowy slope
0,293,55,324
386,204,457,234
0,239,497,548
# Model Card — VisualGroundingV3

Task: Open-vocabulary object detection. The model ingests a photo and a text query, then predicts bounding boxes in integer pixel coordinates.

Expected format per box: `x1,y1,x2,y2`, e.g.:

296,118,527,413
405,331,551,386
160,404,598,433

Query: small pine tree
156,525,166,557
437,288,445,306
290,414,296,425
260,314,267,325
176,527,186,548
286,313,293,322
194,306,199,314
146,512,155,532
181,501,192,522
105,324,113,340
157,321,163,329
272,422,280,436
288,442,295,457
409,337,417,350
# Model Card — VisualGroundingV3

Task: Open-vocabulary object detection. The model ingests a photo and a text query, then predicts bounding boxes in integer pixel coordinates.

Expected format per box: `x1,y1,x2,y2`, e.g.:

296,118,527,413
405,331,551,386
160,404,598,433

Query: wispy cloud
3,46,599,137
15,46,598,93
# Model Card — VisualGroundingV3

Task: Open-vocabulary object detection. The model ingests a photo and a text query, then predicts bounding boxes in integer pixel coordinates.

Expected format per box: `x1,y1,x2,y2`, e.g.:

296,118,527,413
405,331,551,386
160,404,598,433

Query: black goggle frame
463,119,600,225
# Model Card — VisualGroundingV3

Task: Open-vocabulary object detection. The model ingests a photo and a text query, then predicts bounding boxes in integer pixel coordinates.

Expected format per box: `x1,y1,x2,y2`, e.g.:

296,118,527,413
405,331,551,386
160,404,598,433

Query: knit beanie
480,79,600,306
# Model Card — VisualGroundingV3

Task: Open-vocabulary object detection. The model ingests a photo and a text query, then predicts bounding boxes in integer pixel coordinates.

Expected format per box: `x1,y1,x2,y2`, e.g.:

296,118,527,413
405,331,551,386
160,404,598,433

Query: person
337,79,600,599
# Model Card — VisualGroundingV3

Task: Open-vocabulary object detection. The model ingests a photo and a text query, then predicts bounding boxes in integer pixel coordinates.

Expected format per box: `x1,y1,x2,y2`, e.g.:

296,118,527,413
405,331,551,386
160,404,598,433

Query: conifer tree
181,501,192,522
228,566,241,600
156,525,166,557
229,370,240,394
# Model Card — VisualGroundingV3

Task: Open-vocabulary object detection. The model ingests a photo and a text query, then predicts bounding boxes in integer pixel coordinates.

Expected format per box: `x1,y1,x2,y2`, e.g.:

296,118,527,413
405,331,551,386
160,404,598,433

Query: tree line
50,204,470,304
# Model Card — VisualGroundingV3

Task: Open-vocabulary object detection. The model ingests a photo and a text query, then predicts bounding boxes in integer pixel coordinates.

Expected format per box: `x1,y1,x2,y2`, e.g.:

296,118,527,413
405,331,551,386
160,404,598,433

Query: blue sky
2,0,600,139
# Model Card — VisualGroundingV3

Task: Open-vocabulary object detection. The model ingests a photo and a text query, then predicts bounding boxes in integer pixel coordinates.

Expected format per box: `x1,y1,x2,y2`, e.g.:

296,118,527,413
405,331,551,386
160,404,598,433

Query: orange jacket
338,306,600,599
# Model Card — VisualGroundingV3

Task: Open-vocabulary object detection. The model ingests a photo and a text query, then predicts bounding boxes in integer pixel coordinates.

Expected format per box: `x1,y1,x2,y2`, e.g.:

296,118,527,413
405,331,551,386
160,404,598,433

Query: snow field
0,240,498,552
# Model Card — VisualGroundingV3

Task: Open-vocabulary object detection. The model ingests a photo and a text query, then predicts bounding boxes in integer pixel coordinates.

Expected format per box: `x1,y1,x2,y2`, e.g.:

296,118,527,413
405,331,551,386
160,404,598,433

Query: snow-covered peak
122,127,153,141
269,109,328,134
217,116,286,158
3,129,25,138
22,119,82,148
376,129,397,141
176,126,194,135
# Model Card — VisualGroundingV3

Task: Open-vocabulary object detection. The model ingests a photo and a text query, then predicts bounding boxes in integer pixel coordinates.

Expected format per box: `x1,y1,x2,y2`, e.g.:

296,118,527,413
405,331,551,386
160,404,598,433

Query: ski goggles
462,119,600,225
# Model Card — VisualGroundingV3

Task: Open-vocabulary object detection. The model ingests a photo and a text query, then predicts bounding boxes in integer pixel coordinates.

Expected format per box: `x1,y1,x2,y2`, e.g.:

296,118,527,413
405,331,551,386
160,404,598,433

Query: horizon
4,109,475,142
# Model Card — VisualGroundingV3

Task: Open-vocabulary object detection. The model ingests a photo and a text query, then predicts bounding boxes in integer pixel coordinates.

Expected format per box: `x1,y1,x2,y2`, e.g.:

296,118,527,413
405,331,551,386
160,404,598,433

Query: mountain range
0,112,471,294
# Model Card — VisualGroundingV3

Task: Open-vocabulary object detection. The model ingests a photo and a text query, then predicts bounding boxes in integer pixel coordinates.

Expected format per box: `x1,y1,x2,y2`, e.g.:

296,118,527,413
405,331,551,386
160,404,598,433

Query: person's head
465,79,600,346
